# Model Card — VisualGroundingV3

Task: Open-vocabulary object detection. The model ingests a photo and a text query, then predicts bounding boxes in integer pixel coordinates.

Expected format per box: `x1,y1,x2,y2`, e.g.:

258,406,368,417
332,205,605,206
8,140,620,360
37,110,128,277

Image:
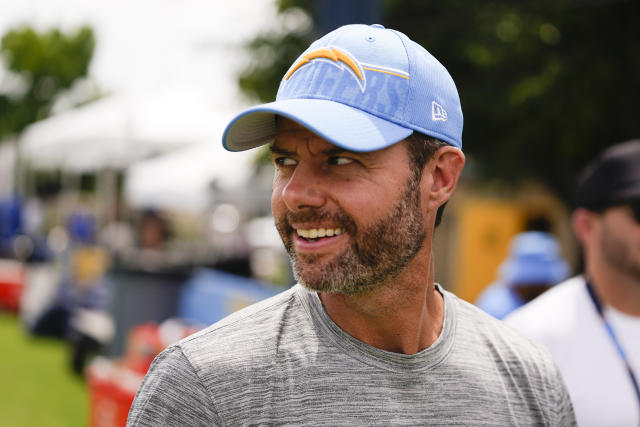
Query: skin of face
594,205,640,282
270,118,427,295
573,204,640,315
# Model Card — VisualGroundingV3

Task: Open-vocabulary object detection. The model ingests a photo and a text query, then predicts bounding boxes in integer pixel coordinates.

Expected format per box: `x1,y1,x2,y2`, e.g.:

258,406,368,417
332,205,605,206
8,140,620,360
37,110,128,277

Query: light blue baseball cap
222,24,463,152
499,232,571,287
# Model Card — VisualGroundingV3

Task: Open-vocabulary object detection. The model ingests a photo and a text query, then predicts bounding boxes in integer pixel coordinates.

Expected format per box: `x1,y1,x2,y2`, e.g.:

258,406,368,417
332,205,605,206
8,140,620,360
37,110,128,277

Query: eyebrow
321,146,351,156
269,145,295,156
269,144,362,157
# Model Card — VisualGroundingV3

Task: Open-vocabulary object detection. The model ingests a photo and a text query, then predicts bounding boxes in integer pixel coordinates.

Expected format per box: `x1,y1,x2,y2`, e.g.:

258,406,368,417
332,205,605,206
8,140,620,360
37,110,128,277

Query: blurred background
0,0,638,425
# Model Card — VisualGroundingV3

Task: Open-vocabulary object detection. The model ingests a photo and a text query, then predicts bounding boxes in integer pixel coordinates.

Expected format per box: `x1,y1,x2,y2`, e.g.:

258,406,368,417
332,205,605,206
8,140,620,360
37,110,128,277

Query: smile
296,227,344,240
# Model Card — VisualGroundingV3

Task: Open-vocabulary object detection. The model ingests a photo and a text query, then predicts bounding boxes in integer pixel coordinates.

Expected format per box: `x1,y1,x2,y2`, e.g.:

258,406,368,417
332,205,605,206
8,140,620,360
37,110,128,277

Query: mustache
277,208,357,234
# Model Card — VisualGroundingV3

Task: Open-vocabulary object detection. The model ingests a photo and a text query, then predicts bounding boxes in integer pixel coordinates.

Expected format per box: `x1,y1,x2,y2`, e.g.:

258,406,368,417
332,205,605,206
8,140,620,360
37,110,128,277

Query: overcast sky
0,0,280,103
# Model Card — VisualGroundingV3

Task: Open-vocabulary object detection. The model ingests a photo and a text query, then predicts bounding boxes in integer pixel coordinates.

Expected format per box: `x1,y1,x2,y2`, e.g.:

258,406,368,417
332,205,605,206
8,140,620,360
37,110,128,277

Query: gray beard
275,174,426,295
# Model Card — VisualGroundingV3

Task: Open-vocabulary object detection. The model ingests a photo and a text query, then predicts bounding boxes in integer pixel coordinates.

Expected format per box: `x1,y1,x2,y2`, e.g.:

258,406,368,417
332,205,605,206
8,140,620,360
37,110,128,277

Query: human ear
572,208,597,247
423,146,465,211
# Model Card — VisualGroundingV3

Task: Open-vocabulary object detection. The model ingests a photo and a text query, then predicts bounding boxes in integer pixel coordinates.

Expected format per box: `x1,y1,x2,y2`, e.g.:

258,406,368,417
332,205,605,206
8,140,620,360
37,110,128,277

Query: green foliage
277,0,313,14
384,0,640,199
237,0,640,200
238,30,311,103
238,0,313,104
0,25,95,140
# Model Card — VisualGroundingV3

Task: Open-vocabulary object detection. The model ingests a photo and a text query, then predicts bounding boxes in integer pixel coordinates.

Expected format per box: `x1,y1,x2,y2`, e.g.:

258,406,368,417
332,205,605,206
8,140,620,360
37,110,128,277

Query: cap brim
222,98,413,152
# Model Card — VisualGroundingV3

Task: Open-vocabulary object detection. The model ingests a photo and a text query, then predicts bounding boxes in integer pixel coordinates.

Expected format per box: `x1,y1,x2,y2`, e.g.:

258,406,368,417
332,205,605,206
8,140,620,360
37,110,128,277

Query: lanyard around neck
585,279,640,412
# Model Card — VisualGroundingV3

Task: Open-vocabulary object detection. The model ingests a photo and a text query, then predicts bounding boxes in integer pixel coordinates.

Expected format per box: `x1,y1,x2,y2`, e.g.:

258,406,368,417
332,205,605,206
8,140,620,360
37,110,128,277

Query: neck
587,263,640,317
318,248,444,354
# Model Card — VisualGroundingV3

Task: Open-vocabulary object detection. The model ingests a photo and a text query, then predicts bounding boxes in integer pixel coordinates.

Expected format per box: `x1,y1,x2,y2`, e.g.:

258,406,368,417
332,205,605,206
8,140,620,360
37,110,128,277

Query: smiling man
128,24,576,426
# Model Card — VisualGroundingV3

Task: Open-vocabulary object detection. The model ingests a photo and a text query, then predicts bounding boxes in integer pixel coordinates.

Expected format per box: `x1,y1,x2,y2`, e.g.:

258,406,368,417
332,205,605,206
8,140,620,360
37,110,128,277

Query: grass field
0,313,89,427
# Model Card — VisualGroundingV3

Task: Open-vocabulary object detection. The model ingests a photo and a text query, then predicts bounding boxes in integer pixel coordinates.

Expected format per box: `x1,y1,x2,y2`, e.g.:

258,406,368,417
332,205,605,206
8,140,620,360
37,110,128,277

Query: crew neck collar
295,284,456,373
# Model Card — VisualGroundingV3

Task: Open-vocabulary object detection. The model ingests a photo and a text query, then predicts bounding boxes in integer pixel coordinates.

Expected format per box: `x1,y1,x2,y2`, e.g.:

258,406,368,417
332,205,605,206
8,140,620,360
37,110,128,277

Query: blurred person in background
137,209,170,251
32,209,114,374
475,231,570,319
128,24,575,425
98,200,134,262
114,208,173,271
506,140,640,427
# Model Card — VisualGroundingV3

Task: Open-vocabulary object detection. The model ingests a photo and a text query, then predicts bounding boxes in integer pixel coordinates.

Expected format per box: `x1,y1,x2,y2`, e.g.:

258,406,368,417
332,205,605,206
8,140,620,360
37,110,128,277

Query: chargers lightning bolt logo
284,46,410,93
285,47,367,92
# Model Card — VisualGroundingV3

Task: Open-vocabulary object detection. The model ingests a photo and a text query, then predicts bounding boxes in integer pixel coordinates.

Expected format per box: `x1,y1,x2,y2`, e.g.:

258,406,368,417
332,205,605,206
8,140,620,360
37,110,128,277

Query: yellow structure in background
446,182,575,304
452,198,525,303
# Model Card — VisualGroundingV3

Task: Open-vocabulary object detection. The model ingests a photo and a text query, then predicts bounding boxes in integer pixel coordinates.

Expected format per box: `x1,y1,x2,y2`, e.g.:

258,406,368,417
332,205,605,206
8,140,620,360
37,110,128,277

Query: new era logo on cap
432,101,448,122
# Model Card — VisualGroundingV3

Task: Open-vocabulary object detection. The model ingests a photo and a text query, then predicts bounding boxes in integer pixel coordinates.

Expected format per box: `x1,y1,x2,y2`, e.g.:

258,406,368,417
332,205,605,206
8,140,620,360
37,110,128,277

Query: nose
280,161,327,212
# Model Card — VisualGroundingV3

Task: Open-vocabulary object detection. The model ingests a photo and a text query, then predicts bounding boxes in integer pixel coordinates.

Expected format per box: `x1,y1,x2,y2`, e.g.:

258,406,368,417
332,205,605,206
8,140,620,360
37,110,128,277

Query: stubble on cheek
273,173,426,295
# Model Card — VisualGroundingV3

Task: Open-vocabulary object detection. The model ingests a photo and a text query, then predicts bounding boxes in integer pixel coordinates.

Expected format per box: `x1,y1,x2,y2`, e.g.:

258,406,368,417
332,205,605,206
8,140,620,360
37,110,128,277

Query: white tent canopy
20,87,229,172
124,137,256,213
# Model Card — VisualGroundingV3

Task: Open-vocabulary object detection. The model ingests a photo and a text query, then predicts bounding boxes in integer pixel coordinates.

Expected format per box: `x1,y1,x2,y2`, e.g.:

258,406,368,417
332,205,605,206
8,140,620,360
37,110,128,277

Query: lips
289,225,347,253
278,209,355,252
296,227,344,239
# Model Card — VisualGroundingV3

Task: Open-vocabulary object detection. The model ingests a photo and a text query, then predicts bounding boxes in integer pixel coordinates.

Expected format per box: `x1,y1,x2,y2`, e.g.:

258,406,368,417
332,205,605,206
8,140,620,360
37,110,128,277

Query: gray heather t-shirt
128,285,576,426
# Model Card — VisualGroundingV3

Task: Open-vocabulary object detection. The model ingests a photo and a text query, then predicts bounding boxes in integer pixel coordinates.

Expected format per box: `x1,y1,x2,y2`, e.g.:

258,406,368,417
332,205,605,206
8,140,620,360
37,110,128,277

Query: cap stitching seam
389,29,411,124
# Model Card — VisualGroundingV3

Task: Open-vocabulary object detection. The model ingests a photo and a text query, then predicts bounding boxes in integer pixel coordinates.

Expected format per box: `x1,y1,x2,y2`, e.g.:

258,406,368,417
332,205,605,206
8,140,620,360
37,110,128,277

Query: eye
329,156,354,166
274,157,297,166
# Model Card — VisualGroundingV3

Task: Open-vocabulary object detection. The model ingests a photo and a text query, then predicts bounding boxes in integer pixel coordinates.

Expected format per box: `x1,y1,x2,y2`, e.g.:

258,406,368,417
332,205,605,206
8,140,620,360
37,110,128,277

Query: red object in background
87,323,160,427
87,358,144,427
87,320,202,426
0,260,25,312
121,323,164,375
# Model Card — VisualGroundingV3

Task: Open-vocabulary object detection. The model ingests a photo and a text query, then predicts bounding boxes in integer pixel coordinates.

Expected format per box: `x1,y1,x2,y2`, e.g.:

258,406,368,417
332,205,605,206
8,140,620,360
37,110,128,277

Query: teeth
296,228,343,239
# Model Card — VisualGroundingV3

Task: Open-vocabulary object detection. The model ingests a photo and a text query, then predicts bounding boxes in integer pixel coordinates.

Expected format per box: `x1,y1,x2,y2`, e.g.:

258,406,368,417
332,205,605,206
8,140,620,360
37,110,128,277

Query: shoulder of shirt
444,288,558,369
181,284,299,341
160,285,302,369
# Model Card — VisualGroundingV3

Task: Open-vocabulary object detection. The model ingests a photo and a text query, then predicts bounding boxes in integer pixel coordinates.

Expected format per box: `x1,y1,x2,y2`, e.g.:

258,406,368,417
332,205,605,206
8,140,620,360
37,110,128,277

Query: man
475,231,570,319
128,24,575,425
506,140,640,427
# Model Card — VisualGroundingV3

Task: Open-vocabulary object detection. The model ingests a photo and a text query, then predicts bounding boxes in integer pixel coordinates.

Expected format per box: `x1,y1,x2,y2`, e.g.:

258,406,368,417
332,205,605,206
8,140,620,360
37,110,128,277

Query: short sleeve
127,345,221,426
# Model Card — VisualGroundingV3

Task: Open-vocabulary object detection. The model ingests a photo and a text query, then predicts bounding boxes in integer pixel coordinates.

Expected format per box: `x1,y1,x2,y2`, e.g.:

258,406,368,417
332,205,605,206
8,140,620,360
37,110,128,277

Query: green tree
0,25,95,141
238,0,313,104
237,0,640,201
